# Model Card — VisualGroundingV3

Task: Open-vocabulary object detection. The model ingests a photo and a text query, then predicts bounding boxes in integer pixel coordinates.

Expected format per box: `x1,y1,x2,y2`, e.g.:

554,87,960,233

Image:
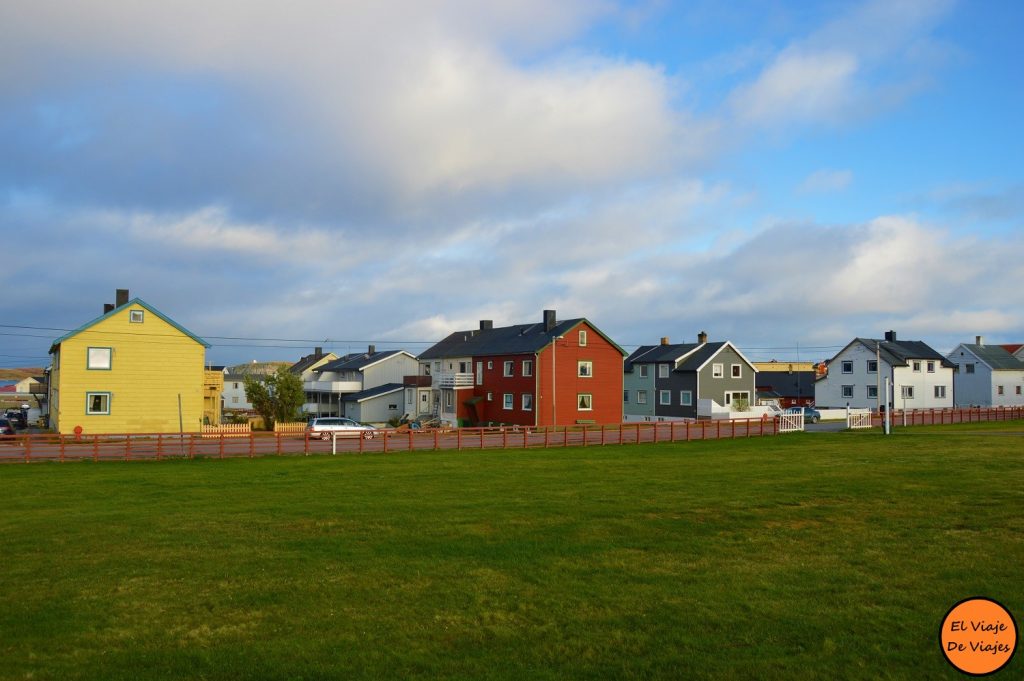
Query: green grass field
2,426,1022,680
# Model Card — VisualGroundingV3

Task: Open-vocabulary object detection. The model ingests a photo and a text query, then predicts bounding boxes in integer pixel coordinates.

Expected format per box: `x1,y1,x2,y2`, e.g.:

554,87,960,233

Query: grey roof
956,344,1024,371
756,371,816,399
677,342,730,371
419,318,626,359
856,338,956,368
320,350,404,372
341,383,404,403
289,351,332,375
624,343,701,372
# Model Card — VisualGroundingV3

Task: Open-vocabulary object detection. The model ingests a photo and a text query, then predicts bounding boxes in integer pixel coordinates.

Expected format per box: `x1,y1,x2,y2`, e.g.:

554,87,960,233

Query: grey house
303,346,419,422
947,337,1024,407
624,333,757,420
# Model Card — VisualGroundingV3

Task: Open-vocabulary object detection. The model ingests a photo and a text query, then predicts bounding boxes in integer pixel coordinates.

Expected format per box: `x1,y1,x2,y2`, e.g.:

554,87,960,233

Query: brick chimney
976,335,984,346
661,336,670,345
543,310,556,333
314,346,323,359
103,303,115,314
368,344,376,354
698,331,708,344
115,289,129,307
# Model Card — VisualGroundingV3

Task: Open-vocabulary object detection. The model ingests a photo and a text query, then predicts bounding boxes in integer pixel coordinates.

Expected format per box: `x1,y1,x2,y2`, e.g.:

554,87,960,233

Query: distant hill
0,368,45,381
226,361,291,376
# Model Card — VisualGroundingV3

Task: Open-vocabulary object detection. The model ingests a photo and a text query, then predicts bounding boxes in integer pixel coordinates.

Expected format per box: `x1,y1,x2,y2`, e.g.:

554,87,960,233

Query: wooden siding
52,304,205,434
537,322,624,426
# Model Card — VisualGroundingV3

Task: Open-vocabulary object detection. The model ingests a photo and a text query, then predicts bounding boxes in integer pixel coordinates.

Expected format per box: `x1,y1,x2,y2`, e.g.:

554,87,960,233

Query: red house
411,310,626,427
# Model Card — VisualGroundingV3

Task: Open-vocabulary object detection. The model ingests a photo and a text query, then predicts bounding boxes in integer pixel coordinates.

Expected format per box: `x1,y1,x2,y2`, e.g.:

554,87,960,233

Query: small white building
816,331,954,410
947,337,1024,407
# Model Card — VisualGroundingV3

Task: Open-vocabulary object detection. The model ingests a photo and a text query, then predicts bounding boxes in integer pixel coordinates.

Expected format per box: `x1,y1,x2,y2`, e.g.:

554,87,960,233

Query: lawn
1,427,1022,680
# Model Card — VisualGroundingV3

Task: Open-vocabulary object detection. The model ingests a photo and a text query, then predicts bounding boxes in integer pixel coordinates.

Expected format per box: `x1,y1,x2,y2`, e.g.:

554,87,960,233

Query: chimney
103,303,115,314
480,320,493,330
884,330,896,342
698,331,708,344
368,344,376,354
976,335,984,346
115,289,129,307
660,336,670,345
314,346,323,359
543,309,556,333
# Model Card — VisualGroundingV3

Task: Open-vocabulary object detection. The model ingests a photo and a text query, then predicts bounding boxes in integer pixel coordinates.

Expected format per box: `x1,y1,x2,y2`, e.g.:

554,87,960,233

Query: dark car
784,406,822,424
5,411,25,429
0,418,15,436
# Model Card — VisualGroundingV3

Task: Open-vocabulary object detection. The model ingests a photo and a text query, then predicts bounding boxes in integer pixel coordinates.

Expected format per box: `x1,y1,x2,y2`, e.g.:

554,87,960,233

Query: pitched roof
419,318,626,359
624,343,701,371
755,371,816,398
1000,344,1023,355
341,383,405,403
319,350,409,372
850,338,956,369
289,350,336,375
955,344,1024,371
49,297,209,354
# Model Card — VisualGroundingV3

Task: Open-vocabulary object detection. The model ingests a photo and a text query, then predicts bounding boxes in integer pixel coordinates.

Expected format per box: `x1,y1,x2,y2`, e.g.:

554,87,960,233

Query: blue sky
1,0,1021,368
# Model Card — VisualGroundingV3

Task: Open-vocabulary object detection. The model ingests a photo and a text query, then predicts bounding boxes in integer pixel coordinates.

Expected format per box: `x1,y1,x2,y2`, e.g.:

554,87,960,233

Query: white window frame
577,361,593,378
731,364,742,379
901,386,914,399
86,391,111,415
659,390,671,405
503,393,513,410
503,361,514,377
623,390,629,403
927,361,935,373
487,360,493,370
867,385,878,399
129,310,144,323
445,391,453,408
680,390,692,406
841,385,854,399
965,363,975,374
638,365,649,378
934,385,946,399
712,363,724,378
866,360,877,374
476,362,483,385
912,361,921,372
487,392,493,402
658,364,669,379
841,361,853,374
577,393,593,411
522,360,533,377
636,390,647,405
578,330,587,347
522,394,533,411
87,347,112,370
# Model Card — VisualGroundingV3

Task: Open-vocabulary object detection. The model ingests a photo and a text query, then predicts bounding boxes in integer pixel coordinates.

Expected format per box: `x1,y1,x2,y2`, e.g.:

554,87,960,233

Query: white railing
435,372,474,388
778,412,804,433
847,410,872,429
305,380,363,393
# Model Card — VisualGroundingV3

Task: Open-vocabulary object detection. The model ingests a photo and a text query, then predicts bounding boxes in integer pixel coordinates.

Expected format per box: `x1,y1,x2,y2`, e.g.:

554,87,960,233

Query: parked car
0,418,15,436
5,410,26,429
784,406,821,424
306,417,377,440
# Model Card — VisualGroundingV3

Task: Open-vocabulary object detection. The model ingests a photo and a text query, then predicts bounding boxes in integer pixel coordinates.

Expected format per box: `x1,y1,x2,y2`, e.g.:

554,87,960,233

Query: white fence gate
778,412,804,433
847,410,872,429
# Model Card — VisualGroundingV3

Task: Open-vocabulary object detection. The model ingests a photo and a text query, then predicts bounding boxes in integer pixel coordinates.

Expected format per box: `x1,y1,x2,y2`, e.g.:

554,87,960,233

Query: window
522,394,533,411
659,390,671,405
87,347,112,370
487,361,493,370
1016,386,1022,396
503,361,514,377
913,361,921,372
577,394,593,411
712,363,724,378
503,393,513,409
658,364,669,378
578,361,592,377
522,360,533,377
231,396,239,403
129,310,144,323
459,361,470,373
487,392,493,401
445,391,453,408
997,385,1004,395
680,390,692,406
623,390,629,403
841,361,853,374
934,385,946,399
639,365,649,378
433,361,441,373
731,364,742,378
927,361,935,373
86,392,110,415
475,362,483,385
233,382,239,389
901,386,914,399
637,390,648,404
579,330,587,347
965,363,975,374
867,385,878,399
842,385,854,398
867,360,878,374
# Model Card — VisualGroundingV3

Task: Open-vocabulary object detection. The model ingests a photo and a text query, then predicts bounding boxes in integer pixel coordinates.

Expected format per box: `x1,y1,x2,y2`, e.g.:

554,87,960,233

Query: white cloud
797,169,854,195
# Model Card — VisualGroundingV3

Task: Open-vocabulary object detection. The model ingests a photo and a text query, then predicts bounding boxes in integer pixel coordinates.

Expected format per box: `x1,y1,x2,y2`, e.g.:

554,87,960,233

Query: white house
947,337,1024,407
816,331,954,410
303,346,419,423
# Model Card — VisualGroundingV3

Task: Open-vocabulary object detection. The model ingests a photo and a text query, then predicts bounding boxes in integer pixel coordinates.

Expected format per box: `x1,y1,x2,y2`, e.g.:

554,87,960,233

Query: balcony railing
435,372,474,388
304,380,363,393
404,375,432,387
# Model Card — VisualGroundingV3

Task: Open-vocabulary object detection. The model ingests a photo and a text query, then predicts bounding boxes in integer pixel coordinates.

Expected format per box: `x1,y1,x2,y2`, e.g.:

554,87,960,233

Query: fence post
304,429,309,456
409,428,413,452
383,430,389,455
458,428,463,451
157,433,163,461
503,428,507,449
276,431,282,456
189,434,195,460
564,427,568,447
601,425,606,446
24,434,30,463
544,427,549,448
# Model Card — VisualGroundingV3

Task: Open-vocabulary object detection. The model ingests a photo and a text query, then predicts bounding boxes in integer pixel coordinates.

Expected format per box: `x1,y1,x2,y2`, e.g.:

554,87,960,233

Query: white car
307,417,377,440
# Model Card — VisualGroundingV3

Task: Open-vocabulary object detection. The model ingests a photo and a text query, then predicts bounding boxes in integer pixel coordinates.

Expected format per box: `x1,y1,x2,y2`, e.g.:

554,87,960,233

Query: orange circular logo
940,597,1017,676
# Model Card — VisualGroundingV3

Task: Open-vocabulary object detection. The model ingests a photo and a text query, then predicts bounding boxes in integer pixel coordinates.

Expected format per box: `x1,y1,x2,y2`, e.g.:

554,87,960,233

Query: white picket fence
778,412,804,433
846,410,872,429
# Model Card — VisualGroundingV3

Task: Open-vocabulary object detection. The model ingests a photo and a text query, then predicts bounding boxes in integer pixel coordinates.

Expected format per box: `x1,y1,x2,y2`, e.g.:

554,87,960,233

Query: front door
419,390,430,415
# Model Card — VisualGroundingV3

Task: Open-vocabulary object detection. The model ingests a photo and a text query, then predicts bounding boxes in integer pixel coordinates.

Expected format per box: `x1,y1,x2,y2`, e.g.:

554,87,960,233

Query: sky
1,0,1022,368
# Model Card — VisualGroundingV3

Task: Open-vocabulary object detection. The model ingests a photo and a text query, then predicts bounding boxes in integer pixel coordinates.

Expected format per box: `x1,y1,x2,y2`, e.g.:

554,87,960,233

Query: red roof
1000,344,1023,355
0,385,16,393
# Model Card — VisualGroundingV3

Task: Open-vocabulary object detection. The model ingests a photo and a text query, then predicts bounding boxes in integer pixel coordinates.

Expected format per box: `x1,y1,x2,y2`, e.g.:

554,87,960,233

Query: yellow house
48,291,210,435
